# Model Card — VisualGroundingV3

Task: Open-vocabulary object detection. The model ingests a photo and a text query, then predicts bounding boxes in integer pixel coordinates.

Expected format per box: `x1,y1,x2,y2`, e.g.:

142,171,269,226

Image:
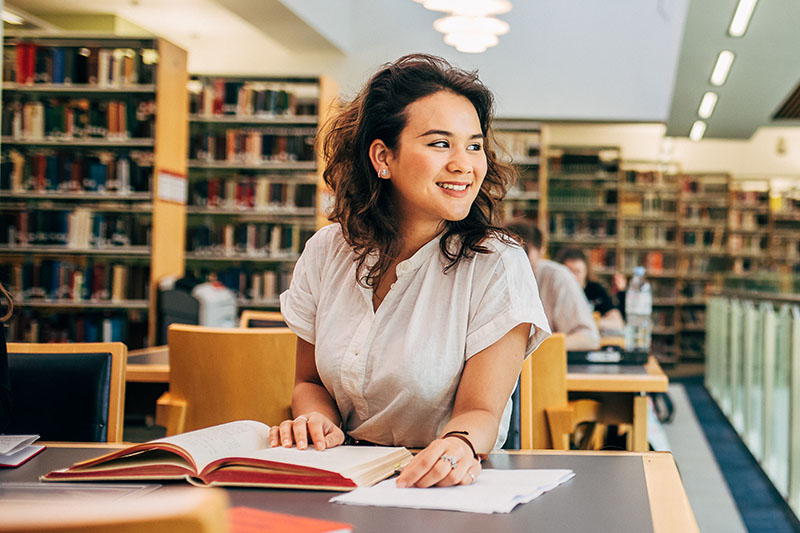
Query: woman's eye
467,143,483,151
430,140,449,148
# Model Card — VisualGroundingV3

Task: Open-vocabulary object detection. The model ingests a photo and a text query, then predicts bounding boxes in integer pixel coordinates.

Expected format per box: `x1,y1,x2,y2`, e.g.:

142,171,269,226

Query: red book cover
228,507,352,533
213,79,225,115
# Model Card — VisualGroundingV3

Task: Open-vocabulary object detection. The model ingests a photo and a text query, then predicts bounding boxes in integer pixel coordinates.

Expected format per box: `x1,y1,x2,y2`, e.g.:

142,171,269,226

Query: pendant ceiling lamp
413,0,512,53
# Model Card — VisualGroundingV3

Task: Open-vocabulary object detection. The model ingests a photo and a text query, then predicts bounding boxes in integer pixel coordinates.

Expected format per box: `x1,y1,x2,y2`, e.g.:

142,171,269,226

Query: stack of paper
330,469,575,514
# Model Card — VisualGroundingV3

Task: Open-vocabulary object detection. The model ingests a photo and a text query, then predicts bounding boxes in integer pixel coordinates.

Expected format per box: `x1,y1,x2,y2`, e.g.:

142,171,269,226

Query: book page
233,445,408,475
0,435,40,456
154,420,271,472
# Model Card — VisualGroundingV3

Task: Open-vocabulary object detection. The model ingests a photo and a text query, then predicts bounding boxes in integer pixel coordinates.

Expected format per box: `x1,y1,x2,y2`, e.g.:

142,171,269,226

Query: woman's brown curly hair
321,53,519,287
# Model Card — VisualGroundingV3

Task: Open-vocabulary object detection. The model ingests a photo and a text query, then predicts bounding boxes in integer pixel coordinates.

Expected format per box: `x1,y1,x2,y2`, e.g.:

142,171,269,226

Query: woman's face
564,258,588,287
383,90,488,236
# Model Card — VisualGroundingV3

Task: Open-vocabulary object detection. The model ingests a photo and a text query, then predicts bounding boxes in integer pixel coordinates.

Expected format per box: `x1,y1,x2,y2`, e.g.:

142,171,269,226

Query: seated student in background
505,221,600,351
276,54,550,489
0,282,12,433
557,247,626,333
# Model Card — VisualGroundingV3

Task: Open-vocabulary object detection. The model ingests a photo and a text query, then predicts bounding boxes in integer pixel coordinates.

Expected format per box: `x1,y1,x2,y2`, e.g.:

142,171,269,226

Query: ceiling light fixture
697,92,719,119
710,50,735,86
728,0,758,37
2,10,24,25
415,0,512,54
689,120,707,142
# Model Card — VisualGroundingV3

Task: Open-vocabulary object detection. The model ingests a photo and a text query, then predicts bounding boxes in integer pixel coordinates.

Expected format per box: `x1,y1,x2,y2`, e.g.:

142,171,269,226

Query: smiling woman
276,53,551,490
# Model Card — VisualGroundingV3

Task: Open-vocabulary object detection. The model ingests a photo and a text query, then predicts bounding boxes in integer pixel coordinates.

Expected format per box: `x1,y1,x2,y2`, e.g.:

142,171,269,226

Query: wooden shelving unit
0,32,187,349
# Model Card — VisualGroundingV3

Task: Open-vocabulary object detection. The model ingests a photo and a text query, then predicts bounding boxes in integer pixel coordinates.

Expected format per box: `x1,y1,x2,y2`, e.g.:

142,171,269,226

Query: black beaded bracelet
441,431,486,461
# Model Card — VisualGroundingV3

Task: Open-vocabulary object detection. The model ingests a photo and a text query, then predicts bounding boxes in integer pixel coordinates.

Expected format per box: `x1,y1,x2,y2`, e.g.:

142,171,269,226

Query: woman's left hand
395,437,481,488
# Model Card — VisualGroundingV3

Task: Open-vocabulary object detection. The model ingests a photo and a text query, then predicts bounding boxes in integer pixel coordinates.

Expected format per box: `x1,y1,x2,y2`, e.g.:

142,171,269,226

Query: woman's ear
369,139,392,179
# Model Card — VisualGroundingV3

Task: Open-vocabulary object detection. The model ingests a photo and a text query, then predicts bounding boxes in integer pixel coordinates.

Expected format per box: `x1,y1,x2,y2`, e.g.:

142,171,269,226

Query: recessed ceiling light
729,0,758,37
698,92,718,119
689,120,707,142
710,51,735,86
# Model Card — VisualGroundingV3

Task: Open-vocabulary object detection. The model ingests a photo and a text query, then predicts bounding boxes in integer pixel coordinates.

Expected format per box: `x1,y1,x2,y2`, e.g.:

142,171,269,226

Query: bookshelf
184,75,337,311
771,182,800,273
545,145,621,276
0,33,187,349
494,120,545,230
619,160,681,362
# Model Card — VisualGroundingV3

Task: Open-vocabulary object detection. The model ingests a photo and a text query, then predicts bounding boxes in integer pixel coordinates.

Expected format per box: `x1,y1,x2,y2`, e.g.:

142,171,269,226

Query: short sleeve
279,225,335,345
465,243,551,359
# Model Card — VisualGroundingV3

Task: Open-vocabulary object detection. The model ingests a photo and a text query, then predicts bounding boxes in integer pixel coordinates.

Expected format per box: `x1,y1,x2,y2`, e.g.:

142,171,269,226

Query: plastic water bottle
625,266,652,352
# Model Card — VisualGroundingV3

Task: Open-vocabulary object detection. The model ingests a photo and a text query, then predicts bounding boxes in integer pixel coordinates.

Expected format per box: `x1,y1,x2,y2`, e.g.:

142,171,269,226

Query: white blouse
280,223,550,448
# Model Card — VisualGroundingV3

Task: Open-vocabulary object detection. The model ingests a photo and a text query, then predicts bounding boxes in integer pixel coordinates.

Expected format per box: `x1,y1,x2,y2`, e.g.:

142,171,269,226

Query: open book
43,420,412,491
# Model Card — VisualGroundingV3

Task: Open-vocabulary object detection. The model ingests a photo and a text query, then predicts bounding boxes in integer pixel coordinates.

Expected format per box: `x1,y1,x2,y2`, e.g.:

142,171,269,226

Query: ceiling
8,0,800,140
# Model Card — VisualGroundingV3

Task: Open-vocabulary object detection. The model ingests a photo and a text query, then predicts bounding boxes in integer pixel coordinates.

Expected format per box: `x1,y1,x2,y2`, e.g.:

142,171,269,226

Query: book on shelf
43,420,412,490
189,127,316,164
189,79,318,118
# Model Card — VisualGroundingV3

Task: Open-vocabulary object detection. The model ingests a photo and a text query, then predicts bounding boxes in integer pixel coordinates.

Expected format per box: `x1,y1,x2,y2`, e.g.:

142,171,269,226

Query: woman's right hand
269,411,345,451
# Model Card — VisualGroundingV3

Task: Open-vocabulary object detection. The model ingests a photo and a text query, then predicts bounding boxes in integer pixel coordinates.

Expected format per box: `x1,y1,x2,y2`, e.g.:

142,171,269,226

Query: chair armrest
156,392,188,436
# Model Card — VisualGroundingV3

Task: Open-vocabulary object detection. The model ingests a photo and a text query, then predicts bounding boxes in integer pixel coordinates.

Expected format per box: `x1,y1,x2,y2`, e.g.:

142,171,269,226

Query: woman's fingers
396,438,480,488
292,416,310,449
270,413,344,450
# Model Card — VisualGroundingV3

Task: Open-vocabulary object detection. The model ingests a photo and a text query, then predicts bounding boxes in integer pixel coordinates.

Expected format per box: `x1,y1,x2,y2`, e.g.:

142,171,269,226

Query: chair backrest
157,324,296,435
0,487,229,533
519,333,568,449
238,310,286,328
6,342,126,443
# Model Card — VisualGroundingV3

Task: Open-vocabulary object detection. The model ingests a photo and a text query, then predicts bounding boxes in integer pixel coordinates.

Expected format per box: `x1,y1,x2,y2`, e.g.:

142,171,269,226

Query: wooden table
1,444,698,533
567,356,669,451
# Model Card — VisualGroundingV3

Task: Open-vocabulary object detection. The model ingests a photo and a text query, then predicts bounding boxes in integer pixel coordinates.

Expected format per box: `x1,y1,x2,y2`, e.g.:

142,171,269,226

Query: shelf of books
619,160,681,362
675,173,730,363
184,75,336,311
728,178,772,275
494,120,545,230
771,182,800,275
545,145,621,276
0,33,187,349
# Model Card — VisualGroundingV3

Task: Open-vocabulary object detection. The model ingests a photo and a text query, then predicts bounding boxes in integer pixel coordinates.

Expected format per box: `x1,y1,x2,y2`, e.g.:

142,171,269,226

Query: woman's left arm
396,322,530,488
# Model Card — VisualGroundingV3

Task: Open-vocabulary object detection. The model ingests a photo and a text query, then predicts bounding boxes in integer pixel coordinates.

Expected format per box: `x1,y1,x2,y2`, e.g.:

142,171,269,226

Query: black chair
6,342,126,442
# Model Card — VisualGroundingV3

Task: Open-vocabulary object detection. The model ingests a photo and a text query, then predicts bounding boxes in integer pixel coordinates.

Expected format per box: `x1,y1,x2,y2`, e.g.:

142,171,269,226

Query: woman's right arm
269,337,344,450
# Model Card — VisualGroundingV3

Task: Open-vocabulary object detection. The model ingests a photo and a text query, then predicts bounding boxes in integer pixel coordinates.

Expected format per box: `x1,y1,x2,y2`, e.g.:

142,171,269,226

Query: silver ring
295,415,309,423
439,454,458,469
467,470,476,482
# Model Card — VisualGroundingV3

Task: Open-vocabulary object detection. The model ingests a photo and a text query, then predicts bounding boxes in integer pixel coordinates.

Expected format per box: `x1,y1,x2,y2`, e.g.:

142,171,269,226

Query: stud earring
380,169,389,178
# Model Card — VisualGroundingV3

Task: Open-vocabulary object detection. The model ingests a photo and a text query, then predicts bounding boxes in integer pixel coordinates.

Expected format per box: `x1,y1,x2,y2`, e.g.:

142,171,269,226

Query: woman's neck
396,221,443,262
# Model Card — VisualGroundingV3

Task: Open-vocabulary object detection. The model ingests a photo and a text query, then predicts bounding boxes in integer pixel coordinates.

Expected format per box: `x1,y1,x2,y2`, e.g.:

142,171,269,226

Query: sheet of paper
0,445,45,467
330,469,575,514
0,435,39,456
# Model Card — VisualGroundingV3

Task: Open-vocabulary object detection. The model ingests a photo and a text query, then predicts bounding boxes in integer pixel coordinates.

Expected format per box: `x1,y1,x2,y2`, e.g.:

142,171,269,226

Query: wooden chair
0,487,229,533
156,324,296,435
238,310,286,328
6,342,126,443
519,333,602,450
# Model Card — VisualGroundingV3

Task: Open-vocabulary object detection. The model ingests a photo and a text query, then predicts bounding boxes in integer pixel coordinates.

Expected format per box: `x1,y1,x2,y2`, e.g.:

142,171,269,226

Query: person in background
0,282,13,433
506,221,600,351
557,247,626,333
276,54,550,488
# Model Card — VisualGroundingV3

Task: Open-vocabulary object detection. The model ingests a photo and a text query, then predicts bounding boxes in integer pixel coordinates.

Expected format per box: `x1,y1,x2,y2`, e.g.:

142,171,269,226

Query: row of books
6,43,156,86
680,308,706,327
621,225,674,245
622,251,672,274
681,177,728,195
187,223,313,257
189,128,315,163
728,234,768,254
190,177,315,209
619,193,678,217
189,79,318,118
682,229,725,248
3,210,150,248
195,266,293,301
682,205,726,221
4,260,148,302
622,170,678,187
548,153,620,175
3,98,154,140
1,149,153,193
549,213,617,239
548,187,614,207
6,311,144,346
728,210,768,230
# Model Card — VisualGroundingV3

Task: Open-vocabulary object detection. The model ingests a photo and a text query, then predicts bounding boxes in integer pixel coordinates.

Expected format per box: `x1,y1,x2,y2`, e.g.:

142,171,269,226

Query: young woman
275,54,550,488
